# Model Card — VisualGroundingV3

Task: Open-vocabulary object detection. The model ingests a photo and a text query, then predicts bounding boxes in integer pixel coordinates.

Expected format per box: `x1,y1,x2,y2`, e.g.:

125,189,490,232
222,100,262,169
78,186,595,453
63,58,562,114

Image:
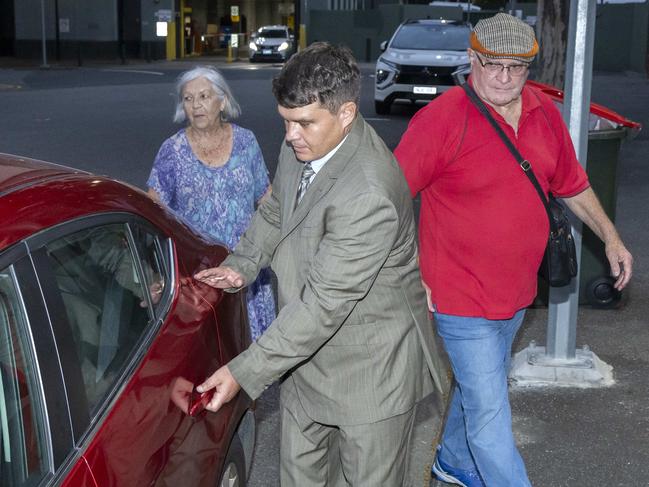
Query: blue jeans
435,310,531,487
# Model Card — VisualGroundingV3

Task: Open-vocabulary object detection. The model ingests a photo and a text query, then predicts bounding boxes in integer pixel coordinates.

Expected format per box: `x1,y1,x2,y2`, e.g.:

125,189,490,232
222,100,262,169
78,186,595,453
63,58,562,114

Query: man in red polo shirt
395,12,633,487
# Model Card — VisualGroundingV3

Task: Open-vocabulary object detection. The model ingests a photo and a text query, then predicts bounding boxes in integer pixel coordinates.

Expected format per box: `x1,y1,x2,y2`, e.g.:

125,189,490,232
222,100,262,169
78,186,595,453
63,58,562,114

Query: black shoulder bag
461,83,578,287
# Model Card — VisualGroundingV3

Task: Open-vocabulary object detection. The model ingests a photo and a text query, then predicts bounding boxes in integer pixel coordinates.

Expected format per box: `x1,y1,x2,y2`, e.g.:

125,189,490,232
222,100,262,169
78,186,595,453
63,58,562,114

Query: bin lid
527,80,642,130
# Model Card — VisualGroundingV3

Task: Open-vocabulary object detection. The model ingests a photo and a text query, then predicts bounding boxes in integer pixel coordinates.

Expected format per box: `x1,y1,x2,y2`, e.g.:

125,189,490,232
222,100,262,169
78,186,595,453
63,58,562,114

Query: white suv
249,25,294,63
374,19,471,114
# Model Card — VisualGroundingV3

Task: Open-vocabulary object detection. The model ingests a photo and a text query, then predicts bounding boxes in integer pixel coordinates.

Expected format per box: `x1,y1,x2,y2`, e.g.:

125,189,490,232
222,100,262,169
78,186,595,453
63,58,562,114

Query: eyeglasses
474,54,530,77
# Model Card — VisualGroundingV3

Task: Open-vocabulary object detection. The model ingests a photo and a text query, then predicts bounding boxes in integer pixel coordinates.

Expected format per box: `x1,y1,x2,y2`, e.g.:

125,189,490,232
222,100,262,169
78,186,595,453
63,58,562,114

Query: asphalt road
2,60,648,487
0,61,414,185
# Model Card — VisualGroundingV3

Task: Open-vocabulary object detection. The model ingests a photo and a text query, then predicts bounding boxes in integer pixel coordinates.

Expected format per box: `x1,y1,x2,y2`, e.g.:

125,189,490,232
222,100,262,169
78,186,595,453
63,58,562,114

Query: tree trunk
536,0,570,89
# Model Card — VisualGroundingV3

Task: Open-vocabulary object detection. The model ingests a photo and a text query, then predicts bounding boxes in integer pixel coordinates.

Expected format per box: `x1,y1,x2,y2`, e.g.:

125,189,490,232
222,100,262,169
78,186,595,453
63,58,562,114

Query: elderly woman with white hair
147,65,275,341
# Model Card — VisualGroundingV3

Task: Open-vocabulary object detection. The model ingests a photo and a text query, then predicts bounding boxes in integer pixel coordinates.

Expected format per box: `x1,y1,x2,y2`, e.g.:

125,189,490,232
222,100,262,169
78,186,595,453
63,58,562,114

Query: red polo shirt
395,82,589,319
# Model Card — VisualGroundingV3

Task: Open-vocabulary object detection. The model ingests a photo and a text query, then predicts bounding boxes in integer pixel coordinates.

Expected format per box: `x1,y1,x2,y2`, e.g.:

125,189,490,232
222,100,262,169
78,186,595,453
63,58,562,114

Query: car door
0,215,173,487
25,213,234,486
77,218,236,487
1,209,245,486
22,214,176,484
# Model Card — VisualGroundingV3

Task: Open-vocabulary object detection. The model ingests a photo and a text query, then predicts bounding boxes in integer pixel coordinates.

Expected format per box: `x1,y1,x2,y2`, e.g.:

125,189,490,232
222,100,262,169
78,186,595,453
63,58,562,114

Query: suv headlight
249,42,258,51
278,41,289,51
376,57,399,85
376,68,390,84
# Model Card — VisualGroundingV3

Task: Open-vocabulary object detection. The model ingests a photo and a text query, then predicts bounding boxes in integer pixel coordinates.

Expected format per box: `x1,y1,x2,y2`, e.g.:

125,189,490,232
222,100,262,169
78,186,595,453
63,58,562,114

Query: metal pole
546,0,596,359
54,0,60,61
76,0,82,66
40,0,49,68
508,0,612,387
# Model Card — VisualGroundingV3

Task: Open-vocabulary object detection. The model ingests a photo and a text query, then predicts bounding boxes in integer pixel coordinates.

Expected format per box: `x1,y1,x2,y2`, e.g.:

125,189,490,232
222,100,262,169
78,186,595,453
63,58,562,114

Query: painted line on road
219,63,283,70
0,83,23,91
102,69,165,76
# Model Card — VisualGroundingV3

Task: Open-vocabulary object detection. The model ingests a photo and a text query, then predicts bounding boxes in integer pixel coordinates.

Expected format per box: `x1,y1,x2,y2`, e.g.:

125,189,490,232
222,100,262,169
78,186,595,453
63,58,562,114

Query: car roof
258,25,288,30
0,153,88,196
0,153,178,252
0,153,227,270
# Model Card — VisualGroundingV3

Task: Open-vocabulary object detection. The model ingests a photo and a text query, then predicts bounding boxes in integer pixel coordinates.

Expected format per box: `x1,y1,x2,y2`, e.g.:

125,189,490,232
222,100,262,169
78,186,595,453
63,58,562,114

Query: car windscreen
390,23,470,51
259,29,287,38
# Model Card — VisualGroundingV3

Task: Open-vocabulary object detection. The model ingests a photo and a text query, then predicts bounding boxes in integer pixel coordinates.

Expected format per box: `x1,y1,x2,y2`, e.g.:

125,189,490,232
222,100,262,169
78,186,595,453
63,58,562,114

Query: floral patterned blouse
147,124,275,340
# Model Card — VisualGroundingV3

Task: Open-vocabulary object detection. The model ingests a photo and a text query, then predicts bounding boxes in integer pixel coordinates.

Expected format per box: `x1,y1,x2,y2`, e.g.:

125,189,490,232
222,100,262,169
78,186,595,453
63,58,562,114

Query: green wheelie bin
529,81,641,308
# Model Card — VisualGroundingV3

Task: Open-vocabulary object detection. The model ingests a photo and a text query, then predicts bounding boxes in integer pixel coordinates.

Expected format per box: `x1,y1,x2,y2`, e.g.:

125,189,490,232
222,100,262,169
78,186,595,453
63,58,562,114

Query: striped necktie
296,162,315,206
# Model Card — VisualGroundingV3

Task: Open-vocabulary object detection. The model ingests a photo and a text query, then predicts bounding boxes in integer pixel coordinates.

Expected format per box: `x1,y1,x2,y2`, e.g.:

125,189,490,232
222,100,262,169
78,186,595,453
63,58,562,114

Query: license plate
413,86,437,94
262,49,272,54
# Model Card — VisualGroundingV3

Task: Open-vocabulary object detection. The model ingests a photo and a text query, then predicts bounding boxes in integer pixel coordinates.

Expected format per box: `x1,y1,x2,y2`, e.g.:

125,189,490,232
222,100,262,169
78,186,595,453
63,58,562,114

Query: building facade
1,0,647,74
1,0,294,62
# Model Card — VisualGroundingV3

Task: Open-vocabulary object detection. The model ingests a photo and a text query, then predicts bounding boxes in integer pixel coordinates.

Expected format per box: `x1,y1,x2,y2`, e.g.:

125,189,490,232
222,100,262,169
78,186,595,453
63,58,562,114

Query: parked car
0,154,254,487
248,25,294,63
374,19,471,114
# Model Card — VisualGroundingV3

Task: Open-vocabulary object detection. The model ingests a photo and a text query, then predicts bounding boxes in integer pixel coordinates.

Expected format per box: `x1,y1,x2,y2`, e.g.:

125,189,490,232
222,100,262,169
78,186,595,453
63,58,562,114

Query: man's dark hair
272,42,360,113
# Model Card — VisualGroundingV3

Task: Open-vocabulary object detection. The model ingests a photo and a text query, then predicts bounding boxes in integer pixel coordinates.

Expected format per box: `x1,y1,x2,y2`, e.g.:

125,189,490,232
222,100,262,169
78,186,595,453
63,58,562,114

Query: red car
0,154,254,486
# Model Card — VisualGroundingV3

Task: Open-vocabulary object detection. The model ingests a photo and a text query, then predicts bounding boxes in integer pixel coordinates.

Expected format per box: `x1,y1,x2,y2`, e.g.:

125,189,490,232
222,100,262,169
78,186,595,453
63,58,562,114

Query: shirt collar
309,134,349,175
520,83,542,115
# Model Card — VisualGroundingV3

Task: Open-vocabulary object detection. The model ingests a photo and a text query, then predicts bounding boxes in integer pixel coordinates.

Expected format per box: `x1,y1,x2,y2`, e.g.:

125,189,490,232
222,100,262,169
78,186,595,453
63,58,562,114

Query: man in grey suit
195,42,448,486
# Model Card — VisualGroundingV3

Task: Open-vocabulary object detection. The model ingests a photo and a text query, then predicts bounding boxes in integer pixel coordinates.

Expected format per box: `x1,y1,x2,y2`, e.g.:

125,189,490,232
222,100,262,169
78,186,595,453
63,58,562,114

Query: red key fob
188,385,215,417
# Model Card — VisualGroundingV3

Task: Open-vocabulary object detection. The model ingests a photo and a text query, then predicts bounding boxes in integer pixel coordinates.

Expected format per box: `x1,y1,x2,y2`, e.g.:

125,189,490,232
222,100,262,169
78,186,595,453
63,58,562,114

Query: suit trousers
279,378,417,487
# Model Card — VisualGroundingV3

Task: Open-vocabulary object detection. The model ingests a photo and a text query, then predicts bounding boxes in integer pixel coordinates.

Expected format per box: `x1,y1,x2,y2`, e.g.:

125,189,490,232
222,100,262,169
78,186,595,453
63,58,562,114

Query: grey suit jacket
226,115,449,425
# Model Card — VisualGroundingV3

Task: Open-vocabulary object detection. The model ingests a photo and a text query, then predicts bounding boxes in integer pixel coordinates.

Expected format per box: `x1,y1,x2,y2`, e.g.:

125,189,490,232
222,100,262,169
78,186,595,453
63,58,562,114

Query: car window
0,267,48,487
259,28,287,38
43,224,151,413
128,224,171,319
391,23,470,51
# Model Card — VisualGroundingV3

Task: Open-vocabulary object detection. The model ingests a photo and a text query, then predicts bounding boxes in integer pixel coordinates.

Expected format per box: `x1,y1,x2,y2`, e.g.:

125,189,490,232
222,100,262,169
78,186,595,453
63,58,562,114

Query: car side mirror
380,40,387,52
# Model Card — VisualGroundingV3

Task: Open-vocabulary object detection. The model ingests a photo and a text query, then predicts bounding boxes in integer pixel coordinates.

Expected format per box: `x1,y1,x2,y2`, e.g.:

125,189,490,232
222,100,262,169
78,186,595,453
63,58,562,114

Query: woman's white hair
173,65,241,123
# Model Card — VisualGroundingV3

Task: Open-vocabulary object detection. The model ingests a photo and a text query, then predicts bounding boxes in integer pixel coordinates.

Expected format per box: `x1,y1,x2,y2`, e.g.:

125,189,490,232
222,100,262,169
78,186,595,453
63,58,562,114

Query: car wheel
374,100,391,115
219,435,246,487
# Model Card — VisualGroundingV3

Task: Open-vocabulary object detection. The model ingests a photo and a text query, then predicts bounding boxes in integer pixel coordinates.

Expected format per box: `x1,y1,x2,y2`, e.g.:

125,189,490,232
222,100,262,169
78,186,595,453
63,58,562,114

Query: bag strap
461,83,559,234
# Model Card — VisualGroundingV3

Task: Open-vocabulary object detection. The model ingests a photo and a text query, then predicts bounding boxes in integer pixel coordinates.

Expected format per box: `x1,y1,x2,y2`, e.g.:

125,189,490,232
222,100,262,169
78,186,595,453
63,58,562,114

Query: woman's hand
139,280,164,308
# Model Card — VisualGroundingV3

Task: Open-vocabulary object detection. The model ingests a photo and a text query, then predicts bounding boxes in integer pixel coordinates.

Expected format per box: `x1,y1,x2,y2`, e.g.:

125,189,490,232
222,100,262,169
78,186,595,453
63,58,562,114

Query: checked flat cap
470,13,538,63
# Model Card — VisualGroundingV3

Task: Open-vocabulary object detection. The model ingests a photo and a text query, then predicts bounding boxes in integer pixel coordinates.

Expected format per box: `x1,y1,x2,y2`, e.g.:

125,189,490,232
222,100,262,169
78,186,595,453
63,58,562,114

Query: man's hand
196,366,241,413
422,279,435,313
562,188,633,291
194,266,245,289
605,240,633,290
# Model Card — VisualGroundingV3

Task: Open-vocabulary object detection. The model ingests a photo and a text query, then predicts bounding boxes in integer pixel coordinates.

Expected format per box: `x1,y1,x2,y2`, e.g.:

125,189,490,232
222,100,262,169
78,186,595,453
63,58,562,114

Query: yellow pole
180,0,186,58
299,24,307,50
166,22,176,60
